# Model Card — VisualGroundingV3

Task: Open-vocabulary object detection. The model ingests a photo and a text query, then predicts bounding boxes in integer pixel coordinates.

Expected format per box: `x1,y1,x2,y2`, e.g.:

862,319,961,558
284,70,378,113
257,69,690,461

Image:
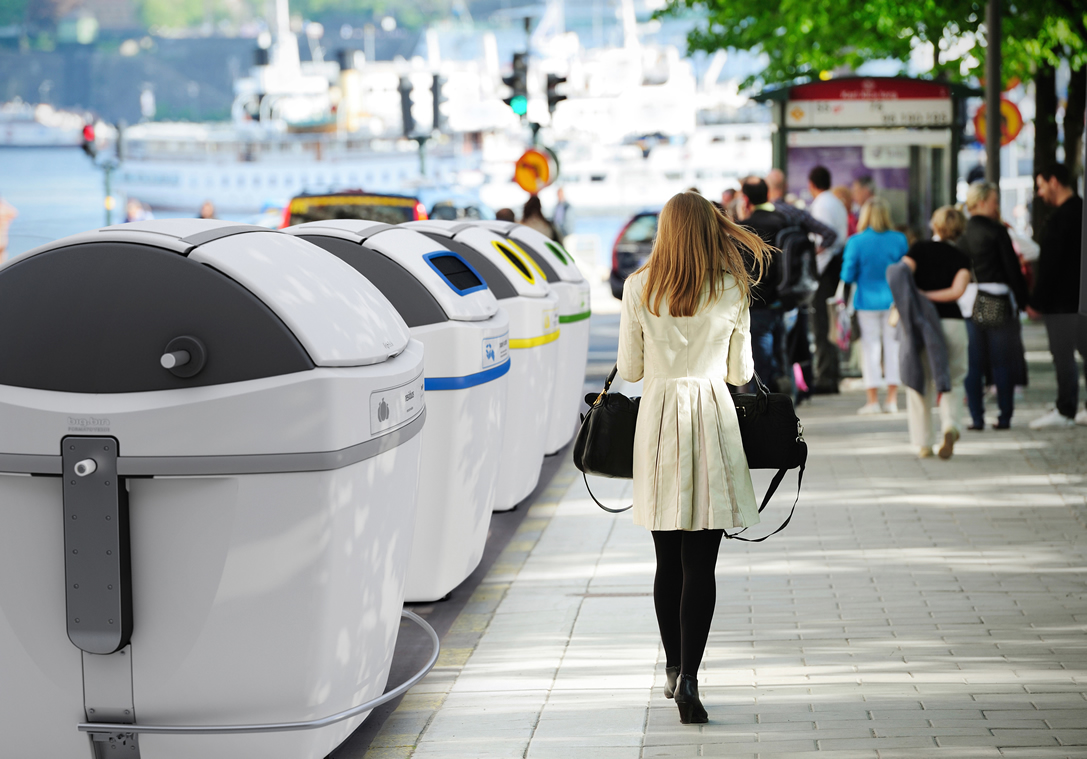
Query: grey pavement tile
752,748,878,752
816,736,938,750
640,746,703,757
410,738,531,758
937,731,1062,747
1056,731,1087,745
526,745,642,759
876,750,1003,758
421,707,540,741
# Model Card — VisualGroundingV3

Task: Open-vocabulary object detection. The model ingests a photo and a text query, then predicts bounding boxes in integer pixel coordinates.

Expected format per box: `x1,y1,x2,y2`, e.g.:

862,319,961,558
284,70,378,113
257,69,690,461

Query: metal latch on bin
62,437,133,655
88,729,139,758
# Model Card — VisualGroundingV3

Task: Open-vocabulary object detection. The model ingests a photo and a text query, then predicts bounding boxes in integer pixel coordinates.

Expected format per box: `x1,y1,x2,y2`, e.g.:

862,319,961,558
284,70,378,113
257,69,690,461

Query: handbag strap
725,437,808,542
581,364,633,514
583,472,633,513
724,463,804,542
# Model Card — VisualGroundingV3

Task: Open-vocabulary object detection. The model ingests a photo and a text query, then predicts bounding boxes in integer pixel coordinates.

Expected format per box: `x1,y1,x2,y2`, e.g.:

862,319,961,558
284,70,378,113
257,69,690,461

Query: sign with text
786,78,953,130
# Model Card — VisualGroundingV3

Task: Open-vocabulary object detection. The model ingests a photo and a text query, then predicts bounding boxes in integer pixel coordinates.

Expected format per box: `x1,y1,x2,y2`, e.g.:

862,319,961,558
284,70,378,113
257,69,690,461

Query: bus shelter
755,77,979,233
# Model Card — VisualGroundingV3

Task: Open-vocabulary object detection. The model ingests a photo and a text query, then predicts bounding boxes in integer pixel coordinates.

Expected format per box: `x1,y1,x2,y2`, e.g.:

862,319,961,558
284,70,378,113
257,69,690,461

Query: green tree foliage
292,0,451,29
659,0,1085,89
137,0,219,29
0,0,27,26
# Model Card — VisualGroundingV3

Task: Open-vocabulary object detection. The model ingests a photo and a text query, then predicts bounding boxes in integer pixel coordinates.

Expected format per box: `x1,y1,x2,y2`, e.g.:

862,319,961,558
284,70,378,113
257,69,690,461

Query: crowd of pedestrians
728,161,1086,460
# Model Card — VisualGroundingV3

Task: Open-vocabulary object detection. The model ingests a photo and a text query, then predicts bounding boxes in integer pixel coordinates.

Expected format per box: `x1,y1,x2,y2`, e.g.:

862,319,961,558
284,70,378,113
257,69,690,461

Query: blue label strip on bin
424,359,511,391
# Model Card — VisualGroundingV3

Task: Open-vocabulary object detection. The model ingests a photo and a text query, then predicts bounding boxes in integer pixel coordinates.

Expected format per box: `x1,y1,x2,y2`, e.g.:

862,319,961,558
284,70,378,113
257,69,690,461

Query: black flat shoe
673,674,708,724
966,422,985,431
664,666,679,699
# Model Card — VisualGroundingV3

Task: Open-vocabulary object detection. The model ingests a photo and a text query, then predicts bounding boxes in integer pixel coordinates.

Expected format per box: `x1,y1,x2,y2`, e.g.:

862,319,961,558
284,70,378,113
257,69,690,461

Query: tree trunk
1063,64,1086,182
1033,62,1058,240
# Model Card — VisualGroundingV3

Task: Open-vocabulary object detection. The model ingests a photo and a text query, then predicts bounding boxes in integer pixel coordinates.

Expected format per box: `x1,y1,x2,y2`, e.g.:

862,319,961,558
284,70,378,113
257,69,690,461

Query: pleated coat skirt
617,269,760,531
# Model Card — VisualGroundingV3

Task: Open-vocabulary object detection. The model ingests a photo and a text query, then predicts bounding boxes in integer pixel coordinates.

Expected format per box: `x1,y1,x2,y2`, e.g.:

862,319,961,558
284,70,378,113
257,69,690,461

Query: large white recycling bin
287,220,510,603
0,220,427,759
479,222,591,454
405,220,559,512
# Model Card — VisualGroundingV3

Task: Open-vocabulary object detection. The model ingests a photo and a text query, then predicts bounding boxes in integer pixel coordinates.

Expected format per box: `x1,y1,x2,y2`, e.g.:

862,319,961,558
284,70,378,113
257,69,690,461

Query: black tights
651,529,723,676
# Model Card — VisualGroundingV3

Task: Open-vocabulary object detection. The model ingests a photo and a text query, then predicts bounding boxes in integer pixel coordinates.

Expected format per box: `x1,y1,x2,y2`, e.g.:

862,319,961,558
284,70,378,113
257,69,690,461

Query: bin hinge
88,729,140,758
83,644,139,758
62,436,133,655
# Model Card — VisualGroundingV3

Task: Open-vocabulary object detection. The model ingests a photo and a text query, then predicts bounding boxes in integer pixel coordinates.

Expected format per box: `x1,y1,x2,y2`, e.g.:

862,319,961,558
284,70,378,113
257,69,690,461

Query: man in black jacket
1027,164,1087,428
740,177,788,389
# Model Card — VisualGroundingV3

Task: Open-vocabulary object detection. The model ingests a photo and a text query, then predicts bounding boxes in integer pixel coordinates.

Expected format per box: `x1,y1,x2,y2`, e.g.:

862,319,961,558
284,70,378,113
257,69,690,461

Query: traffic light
399,76,415,137
81,124,97,159
432,73,448,133
546,74,567,114
502,52,528,117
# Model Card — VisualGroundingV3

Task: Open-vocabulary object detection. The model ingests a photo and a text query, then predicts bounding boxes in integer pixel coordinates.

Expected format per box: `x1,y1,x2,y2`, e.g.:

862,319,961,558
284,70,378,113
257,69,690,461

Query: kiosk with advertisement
755,77,979,230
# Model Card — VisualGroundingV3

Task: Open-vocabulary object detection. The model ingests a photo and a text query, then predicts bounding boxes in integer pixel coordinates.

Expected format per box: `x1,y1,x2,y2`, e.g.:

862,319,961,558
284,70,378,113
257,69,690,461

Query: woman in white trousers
840,198,909,413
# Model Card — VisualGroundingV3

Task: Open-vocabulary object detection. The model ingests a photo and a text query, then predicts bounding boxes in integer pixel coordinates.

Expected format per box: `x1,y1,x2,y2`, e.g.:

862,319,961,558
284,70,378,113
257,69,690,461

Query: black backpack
773,225,819,310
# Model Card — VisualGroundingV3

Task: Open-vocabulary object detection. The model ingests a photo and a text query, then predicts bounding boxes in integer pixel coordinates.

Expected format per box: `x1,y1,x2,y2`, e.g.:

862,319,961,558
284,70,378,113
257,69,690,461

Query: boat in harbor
112,0,772,215
113,0,486,213
0,99,88,148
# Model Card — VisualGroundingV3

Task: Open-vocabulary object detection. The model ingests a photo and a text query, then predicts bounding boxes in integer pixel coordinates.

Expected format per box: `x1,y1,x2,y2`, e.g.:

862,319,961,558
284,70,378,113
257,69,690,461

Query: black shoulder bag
571,365,639,512
728,373,807,542
572,367,807,539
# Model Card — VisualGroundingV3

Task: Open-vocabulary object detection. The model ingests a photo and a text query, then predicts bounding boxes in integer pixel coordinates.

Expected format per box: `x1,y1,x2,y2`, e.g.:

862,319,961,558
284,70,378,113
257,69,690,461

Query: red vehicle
609,210,659,299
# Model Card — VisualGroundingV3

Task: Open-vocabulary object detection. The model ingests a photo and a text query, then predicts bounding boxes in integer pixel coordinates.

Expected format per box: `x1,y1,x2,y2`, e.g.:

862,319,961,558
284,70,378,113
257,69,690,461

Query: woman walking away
840,197,909,414
520,195,559,240
903,206,972,458
958,182,1029,430
618,191,771,725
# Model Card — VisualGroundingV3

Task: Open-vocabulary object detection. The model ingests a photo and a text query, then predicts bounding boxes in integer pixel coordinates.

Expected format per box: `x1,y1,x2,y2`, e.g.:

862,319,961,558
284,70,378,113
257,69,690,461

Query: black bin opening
496,243,533,281
428,253,484,292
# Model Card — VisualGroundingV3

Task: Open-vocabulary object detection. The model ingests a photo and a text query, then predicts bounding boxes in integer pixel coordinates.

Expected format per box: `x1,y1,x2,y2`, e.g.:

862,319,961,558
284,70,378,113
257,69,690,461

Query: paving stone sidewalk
369,324,1087,759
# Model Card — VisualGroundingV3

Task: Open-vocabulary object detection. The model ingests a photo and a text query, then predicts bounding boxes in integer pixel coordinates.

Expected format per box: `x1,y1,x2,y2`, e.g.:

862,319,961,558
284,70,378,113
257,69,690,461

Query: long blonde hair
638,192,771,317
857,196,894,232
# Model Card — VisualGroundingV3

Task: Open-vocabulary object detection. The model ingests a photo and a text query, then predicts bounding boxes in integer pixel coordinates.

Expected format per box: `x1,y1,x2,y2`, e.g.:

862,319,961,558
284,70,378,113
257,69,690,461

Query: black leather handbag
972,291,1014,328
572,365,640,512
573,367,807,536
728,374,807,542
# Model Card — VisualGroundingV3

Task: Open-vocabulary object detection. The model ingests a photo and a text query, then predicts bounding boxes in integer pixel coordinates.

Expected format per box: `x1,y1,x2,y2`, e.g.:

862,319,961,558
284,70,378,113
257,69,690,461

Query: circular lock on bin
160,336,207,378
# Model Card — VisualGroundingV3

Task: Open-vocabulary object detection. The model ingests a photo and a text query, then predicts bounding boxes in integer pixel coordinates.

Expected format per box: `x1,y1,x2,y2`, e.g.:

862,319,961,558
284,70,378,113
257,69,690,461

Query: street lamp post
985,0,1001,189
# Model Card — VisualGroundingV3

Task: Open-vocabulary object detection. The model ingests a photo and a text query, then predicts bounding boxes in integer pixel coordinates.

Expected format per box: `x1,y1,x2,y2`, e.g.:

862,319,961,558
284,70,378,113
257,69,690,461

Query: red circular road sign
974,99,1024,147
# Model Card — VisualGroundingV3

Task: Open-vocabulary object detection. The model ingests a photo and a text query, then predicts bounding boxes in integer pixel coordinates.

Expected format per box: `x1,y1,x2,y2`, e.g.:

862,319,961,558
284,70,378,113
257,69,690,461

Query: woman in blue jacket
840,197,909,414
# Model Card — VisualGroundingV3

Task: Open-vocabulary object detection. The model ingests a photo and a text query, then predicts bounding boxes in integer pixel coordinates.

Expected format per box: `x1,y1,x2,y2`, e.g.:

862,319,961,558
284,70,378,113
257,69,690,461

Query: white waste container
478,222,591,454
0,220,429,759
405,220,559,512
286,220,510,603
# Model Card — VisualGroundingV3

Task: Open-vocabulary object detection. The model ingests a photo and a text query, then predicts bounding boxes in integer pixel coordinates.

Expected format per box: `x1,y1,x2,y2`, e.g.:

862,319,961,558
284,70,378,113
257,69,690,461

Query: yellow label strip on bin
509,330,560,349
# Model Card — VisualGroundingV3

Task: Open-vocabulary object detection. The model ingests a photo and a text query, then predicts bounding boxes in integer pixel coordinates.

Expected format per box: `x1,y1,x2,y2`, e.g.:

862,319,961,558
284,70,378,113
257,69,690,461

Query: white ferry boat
0,100,87,148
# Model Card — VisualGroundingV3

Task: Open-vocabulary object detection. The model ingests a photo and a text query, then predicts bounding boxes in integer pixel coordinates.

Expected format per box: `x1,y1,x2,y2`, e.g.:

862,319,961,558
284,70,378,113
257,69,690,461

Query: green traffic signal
510,95,528,116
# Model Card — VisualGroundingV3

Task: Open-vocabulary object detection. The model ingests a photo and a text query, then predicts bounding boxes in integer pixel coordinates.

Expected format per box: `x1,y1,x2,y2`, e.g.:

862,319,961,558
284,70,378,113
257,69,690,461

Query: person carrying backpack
766,169,838,402
739,178,789,389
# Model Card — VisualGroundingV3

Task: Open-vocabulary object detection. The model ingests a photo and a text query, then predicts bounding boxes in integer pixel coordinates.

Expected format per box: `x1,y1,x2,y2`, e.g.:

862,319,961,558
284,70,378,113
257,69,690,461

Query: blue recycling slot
422,252,488,296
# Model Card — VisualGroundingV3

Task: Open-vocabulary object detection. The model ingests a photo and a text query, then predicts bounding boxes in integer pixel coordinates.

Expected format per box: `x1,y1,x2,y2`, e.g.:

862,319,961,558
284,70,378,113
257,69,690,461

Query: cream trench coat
617,269,760,531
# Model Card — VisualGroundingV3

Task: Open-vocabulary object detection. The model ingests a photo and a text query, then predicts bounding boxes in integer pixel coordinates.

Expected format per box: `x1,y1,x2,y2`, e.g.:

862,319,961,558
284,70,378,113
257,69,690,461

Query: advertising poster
787,145,910,228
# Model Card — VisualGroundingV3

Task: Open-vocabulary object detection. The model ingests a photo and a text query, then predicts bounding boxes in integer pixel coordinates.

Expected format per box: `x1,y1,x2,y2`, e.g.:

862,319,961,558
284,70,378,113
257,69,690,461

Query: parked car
429,199,495,221
609,210,659,299
281,190,428,227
